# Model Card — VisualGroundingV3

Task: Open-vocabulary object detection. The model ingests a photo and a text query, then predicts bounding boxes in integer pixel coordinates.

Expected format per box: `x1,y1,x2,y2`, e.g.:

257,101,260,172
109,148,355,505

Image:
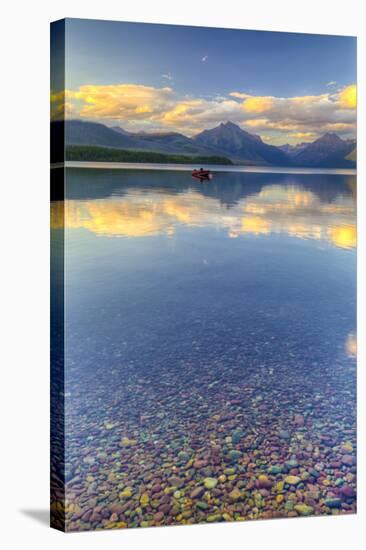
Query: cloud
162,73,173,81
229,87,357,141
159,97,243,133
66,84,175,123
60,82,357,143
50,90,76,120
290,132,317,141
338,84,357,109
327,81,337,87
242,96,274,114
201,55,208,62
230,92,251,99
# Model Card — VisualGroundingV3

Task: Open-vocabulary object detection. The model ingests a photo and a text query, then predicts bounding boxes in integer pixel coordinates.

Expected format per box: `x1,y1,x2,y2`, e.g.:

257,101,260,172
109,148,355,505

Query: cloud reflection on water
52,183,356,249
346,333,357,357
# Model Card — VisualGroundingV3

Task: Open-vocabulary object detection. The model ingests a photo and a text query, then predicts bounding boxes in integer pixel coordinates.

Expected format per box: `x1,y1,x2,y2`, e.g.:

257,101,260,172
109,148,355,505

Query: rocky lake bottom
51,168,357,531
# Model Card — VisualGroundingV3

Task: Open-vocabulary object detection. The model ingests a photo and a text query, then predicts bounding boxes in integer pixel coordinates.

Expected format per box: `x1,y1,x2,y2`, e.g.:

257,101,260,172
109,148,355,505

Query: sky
52,18,357,145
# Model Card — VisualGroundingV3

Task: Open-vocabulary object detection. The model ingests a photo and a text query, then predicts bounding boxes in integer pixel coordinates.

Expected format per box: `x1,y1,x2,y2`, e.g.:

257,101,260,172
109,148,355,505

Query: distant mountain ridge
64,120,222,157
193,121,289,166
58,119,356,168
278,142,309,155
290,133,355,168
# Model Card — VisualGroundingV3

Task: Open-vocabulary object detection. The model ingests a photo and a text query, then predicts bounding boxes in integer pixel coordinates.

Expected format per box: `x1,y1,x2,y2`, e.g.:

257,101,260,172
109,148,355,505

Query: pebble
193,460,207,469
229,488,242,502
285,476,301,485
154,512,164,522
341,455,354,466
286,459,299,469
178,451,190,462
324,498,342,509
119,487,133,499
232,429,244,444
190,486,205,499
204,477,218,490
228,450,242,463
207,514,222,523
140,493,149,507
268,465,283,474
339,486,356,499
256,475,272,489
341,442,353,453
120,437,138,447
275,481,285,492
294,414,305,426
294,504,314,516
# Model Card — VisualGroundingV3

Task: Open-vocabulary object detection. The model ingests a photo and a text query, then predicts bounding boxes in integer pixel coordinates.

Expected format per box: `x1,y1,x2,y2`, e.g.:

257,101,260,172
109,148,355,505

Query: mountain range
59,119,356,168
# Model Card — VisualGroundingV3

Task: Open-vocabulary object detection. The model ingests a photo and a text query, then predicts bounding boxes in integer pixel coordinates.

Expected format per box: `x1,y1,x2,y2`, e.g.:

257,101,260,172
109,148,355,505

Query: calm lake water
64,160,357,176
52,168,357,530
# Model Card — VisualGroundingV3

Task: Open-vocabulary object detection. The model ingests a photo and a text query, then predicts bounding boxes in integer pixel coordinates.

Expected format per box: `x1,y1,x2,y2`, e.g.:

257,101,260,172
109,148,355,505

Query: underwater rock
190,486,205,499
284,476,301,485
294,504,314,516
204,477,218,490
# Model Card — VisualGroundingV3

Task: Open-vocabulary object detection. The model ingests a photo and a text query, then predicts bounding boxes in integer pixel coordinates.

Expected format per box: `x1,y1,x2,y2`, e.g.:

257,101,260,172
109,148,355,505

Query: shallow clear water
53,168,357,530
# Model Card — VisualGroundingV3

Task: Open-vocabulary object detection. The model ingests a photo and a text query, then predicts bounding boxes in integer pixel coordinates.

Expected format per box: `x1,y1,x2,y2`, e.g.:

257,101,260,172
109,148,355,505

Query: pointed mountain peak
215,121,261,140
317,132,344,144
222,121,241,129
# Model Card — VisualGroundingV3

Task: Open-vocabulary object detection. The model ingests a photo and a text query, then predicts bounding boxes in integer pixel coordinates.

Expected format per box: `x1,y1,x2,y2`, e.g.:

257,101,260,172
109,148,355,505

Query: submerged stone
120,437,138,447
294,504,314,516
324,498,342,509
285,476,301,485
140,493,150,507
228,450,242,463
285,459,299,469
229,488,242,502
204,477,218,490
232,429,244,444
190,486,205,499
268,465,283,474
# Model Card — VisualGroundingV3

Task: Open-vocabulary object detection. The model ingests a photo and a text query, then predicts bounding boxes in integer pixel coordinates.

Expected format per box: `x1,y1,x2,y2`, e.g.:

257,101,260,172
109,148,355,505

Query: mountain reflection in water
52,170,356,250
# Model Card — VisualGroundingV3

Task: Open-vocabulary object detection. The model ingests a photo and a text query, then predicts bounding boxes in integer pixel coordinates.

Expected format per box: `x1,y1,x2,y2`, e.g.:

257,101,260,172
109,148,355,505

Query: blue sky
54,18,357,144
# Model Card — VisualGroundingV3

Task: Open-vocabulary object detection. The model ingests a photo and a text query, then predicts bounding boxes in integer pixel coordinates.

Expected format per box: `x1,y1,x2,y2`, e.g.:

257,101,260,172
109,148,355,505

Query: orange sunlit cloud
338,85,357,109
73,84,174,120
243,96,274,114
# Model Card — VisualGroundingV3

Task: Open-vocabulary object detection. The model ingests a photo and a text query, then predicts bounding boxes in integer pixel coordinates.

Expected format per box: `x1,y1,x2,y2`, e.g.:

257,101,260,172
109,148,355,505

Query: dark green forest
66,145,233,165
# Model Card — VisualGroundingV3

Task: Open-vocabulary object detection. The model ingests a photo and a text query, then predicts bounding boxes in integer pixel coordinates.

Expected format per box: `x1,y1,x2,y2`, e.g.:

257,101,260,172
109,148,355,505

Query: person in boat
192,167,212,181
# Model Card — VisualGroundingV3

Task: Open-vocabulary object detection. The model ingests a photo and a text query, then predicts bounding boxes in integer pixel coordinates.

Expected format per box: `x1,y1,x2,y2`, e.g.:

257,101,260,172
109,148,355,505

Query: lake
51,167,357,530
64,160,357,176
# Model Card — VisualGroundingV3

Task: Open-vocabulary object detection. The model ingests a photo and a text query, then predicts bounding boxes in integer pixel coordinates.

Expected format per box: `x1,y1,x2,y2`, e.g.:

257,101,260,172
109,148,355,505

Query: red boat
192,168,212,180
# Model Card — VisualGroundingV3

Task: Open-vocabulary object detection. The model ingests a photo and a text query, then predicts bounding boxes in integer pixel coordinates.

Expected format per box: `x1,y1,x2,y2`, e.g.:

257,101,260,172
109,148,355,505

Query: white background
0,1,364,548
